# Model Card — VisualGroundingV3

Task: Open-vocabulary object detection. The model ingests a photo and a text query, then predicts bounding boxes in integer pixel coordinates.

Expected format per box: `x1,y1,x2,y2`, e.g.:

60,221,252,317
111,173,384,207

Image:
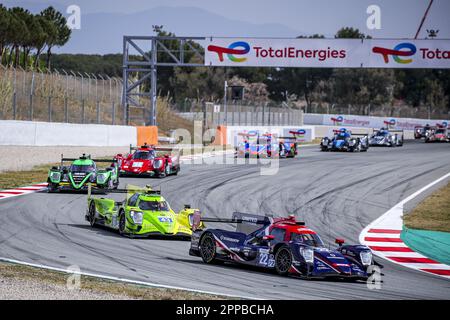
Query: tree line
0,5,71,69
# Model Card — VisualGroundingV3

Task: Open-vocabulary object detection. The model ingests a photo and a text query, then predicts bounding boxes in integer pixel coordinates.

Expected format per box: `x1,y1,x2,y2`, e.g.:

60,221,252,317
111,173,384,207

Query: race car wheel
118,210,126,236
275,246,293,276
200,233,219,264
88,201,96,227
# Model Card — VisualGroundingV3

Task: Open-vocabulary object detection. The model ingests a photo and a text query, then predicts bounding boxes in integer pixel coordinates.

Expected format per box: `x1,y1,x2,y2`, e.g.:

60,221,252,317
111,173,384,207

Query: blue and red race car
235,132,299,158
189,212,377,281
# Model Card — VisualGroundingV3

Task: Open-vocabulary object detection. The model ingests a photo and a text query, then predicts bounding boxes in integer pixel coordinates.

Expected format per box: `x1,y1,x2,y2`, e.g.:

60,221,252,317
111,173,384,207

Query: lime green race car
85,184,204,238
48,154,119,192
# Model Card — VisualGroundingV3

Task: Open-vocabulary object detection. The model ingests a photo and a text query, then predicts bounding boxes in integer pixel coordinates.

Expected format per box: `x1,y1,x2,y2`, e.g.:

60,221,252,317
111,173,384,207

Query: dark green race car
47,154,119,192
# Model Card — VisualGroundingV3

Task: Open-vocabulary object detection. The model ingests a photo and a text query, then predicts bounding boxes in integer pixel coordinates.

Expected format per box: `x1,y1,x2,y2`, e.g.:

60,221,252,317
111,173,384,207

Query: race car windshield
336,134,348,140
377,131,388,136
435,129,445,134
291,233,324,247
70,164,95,172
133,150,155,160
139,200,169,211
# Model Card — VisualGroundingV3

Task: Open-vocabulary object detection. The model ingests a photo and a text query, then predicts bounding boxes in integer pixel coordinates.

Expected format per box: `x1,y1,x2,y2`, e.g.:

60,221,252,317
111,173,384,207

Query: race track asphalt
1,141,449,299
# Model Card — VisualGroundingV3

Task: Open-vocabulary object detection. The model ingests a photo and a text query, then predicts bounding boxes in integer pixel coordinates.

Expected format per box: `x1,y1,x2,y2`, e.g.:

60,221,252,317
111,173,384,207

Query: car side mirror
262,235,275,241
51,166,58,170
117,154,123,158
335,238,345,246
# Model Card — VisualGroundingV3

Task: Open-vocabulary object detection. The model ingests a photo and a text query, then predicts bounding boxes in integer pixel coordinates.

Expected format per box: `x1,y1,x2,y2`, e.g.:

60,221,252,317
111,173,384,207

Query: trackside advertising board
205,38,450,69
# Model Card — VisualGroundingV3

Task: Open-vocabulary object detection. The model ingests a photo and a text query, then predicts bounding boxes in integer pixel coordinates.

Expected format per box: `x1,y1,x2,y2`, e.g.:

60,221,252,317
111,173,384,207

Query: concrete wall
0,120,136,146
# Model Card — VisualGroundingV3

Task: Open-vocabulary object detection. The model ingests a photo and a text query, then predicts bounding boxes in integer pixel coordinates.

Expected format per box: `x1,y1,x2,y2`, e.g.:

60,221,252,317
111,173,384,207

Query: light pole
223,80,228,125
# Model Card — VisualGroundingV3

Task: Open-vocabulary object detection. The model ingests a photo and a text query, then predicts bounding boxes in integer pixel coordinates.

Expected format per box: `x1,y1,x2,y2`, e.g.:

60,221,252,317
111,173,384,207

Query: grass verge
0,261,231,300
403,181,450,233
0,163,53,190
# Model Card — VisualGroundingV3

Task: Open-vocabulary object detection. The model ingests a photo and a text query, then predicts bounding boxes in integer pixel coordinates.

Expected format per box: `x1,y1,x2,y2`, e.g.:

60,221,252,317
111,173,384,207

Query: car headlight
299,247,314,264
50,172,61,181
360,251,372,266
153,160,162,169
96,174,106,184
130,210,143,225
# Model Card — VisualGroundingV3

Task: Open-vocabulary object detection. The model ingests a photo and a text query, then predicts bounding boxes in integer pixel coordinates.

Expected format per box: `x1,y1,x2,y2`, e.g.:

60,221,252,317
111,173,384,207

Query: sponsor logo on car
220,235,240,243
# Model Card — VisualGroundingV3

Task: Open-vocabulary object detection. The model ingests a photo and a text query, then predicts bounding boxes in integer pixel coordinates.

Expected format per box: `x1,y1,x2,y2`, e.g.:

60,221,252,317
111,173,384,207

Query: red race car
425,127,450,143
115,144,181,178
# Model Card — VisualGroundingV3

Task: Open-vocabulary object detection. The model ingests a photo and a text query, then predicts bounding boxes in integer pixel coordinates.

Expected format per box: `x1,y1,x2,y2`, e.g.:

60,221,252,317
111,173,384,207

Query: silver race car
369,128,403,147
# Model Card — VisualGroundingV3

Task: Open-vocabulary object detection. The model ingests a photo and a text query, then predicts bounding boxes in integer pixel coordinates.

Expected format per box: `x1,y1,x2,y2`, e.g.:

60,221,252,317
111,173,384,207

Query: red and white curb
359,172,450,279
0,183,47,200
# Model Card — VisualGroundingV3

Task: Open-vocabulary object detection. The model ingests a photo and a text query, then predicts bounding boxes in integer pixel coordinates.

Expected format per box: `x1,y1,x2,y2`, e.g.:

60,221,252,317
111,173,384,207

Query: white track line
0,257,259,300
359,172,450,279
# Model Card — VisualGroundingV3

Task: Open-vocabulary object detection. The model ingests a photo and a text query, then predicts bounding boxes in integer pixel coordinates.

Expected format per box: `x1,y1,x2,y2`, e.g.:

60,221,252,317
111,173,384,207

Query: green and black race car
85,184,204,238
47,154,119,192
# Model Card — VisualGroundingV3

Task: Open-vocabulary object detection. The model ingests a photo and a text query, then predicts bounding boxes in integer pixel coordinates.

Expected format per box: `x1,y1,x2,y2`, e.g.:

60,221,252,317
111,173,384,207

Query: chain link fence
0,65,125,125
177,101,303,128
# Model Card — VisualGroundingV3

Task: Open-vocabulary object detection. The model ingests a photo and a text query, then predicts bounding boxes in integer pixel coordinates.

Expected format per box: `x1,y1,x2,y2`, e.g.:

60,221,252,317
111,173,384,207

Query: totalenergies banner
205,38,450,69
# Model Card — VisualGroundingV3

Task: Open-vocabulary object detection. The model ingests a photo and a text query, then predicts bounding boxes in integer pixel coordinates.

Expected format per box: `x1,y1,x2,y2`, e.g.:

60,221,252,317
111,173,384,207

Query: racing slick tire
199,233,221,264
88,201,96,227
274,246,293,276
118,209,127,236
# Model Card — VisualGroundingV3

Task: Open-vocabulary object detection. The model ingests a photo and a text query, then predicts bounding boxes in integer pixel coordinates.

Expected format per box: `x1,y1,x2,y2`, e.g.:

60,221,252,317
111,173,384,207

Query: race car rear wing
87,183,160,200
61,154,117,163
373,129,404,133
193,212,273,234
129,144,183,156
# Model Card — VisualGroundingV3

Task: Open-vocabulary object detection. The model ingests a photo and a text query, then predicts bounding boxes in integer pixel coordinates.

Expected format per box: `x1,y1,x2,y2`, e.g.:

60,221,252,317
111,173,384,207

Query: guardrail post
96,101,100,124
81,99,85,123
29,94,33,121
12,92,16,120
112,101,115,125
48,96,52,122
64,97,68,122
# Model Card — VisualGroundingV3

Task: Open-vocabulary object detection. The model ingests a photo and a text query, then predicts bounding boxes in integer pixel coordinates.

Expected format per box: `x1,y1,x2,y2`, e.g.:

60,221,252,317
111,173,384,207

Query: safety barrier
0,120,142,146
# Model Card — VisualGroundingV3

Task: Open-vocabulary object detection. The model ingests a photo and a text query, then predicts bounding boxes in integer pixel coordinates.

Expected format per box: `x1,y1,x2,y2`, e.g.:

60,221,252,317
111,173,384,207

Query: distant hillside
56,6,301,54
50,54,123,77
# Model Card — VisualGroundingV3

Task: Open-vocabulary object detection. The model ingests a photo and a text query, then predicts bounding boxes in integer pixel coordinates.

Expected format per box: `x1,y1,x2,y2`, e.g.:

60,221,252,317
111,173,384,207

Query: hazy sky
4,0,450,38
